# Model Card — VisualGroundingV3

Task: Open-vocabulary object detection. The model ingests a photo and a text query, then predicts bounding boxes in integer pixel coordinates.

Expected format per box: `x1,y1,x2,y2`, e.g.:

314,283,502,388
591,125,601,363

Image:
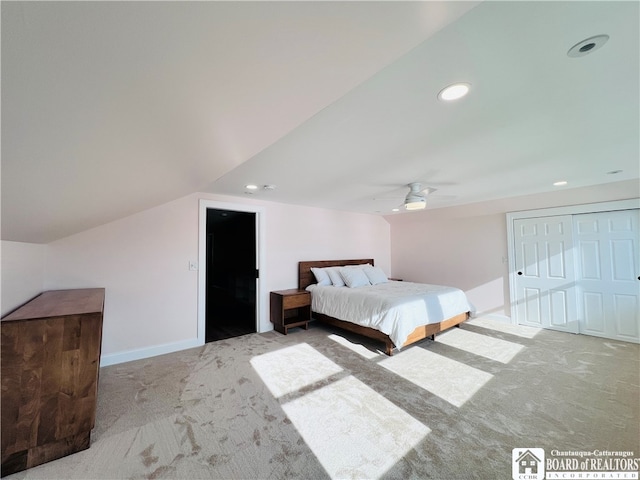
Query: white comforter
306,281,474,348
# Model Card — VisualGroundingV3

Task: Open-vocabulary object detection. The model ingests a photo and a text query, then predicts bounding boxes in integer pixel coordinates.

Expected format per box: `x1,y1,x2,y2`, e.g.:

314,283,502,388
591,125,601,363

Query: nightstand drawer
283,293,310,309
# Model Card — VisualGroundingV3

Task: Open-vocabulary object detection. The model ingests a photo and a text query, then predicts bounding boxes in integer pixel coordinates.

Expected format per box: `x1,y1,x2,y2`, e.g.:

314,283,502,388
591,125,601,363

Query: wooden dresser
1,288,105,476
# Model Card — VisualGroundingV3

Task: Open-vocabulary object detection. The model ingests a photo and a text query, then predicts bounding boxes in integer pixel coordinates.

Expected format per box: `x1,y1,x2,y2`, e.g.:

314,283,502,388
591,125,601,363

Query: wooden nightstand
270,289,311,334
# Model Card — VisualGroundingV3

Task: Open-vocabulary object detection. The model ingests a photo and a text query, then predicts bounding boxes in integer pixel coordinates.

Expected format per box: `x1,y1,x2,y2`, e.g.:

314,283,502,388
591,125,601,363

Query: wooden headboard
298,259,374,290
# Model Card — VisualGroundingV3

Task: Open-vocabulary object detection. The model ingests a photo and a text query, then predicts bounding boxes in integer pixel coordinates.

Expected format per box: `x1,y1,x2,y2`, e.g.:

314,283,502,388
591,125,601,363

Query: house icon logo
512,448,545,480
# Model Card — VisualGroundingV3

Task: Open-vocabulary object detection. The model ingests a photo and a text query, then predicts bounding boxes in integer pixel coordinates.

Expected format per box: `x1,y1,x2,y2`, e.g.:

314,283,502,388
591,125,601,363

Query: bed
299,259,473,355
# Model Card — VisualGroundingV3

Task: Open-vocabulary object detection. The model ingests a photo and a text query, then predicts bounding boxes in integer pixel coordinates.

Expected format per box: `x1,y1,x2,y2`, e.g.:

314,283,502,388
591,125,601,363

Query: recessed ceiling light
392,208,400,212
567,35,609,58
553,180,568,186
438,83,471,101
245,184,258,190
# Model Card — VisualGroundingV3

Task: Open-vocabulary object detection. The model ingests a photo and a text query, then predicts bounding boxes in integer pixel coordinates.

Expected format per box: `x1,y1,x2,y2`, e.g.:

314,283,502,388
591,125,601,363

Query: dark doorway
205,209,257,342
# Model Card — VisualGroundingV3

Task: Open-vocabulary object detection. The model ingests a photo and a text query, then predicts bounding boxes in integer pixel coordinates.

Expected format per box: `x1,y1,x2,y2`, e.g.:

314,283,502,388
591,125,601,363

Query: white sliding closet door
574,210,639,342
513,216,579,333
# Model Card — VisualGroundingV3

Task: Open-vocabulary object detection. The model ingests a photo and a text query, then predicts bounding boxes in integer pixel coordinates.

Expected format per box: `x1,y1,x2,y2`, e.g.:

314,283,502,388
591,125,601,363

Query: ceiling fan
404,182,429,210
371,181,455,212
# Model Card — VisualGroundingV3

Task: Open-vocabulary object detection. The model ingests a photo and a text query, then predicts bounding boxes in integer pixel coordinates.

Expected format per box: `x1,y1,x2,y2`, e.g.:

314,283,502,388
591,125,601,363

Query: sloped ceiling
1,1,477,243
207,1,639,213
2,1,638,244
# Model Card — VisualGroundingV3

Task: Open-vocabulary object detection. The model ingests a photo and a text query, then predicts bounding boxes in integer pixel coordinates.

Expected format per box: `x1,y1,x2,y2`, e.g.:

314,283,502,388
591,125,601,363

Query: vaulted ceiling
2,1,638,244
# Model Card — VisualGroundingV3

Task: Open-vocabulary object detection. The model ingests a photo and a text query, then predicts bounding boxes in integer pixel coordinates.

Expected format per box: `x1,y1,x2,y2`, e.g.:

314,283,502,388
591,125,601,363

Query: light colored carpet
5,316,639,479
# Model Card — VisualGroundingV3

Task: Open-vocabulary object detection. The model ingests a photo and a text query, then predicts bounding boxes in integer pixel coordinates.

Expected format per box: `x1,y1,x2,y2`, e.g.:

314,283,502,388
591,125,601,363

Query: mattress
306,281,475,348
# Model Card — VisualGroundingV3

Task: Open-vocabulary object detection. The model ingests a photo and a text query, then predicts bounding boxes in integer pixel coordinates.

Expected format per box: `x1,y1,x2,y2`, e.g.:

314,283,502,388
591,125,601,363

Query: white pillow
326,267,346,287
340,267,371,288
364,265,388,285
310,267,332,286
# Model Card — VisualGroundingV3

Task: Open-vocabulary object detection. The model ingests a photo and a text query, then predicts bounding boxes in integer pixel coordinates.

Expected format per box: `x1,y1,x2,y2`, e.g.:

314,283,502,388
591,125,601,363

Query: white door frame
198,199,267,345
506,198,640,325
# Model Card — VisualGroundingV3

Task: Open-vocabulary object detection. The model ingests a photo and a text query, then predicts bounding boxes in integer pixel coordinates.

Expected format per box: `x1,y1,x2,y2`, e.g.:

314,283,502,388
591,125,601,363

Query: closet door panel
614,294,638,338
513,216,578,332
574,210,639,343
523,287,542,326
581,291,605,335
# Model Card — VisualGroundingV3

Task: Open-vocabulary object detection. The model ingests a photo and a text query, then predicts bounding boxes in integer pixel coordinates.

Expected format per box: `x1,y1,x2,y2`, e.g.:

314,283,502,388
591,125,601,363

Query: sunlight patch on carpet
250,343,342,398
282,376,430,479
467,317,541,338
328,334,381,359
380,348,492,407
436,328,524,363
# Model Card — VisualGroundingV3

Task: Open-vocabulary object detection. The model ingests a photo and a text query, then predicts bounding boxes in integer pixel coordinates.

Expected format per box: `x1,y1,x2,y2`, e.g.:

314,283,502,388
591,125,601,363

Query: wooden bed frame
299,259,469,356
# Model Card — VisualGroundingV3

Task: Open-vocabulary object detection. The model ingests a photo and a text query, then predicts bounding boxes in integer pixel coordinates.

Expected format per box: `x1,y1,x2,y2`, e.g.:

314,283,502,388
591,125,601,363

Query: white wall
386,179,639,319
45,194,200,363
7,179,635,363
266,202,392,289
1,241,47,316
44,192,390,364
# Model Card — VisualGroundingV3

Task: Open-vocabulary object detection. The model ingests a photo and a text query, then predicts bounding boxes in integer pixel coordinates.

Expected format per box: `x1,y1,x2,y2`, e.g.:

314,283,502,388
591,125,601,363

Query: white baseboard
471,312,513,324
100,338,202,367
